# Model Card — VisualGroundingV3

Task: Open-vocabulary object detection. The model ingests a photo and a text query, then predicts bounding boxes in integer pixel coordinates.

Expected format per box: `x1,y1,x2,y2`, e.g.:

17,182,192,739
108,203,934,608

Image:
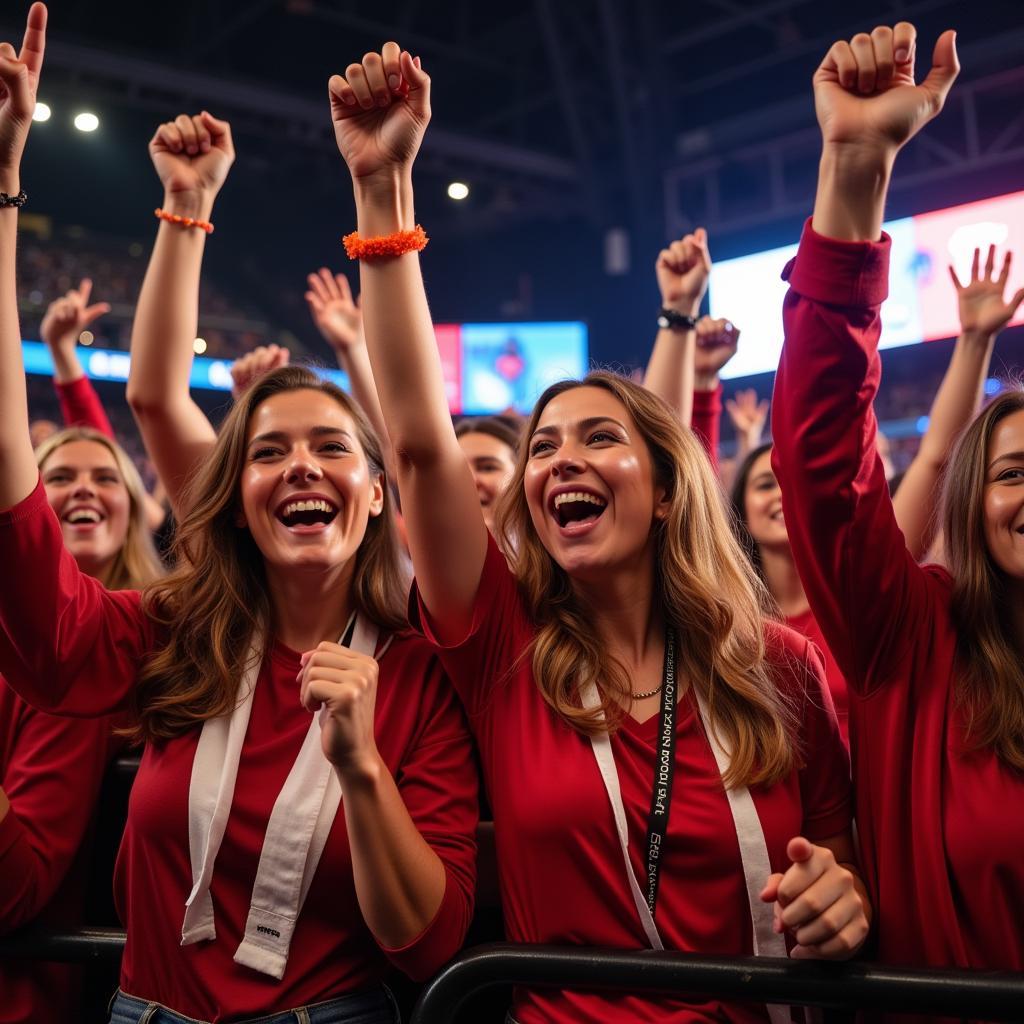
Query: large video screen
708,189,1024,379
22,320,589,415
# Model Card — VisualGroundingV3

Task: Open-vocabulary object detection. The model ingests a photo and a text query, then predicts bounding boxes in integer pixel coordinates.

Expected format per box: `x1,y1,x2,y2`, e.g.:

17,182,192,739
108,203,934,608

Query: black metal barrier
409,944,1024,1024
0,925,126,963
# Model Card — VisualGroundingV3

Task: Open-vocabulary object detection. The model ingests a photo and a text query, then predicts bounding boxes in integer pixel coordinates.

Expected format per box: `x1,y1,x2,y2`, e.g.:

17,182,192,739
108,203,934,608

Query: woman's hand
655,228,710,317
693,315,739,389
148,111,234,212
950,245,1024,341
329,44,430,185
725,388,769,447
814,24,958,163
298,642,382,783
305,268,363,354
40,279,109,353
0,2,46,190
229,344,290,400
760,836,870,960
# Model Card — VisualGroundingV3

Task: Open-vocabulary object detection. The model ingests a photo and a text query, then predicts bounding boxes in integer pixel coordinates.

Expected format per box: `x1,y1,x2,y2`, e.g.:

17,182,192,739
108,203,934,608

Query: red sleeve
54,375,115,439
409,535,531,719
791,637,852,841
377,648,478,979
691,384,722,473
0,689,117,933
0,477,151,716
770,221,934,697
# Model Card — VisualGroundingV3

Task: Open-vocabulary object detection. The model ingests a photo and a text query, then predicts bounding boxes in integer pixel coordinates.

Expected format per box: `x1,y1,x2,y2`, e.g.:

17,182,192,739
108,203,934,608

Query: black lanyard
643,628,677,917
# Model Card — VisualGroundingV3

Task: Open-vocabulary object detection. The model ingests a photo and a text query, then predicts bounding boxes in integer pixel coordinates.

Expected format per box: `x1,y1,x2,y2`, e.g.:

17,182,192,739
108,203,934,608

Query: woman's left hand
0,2,46,186
298,641,382,782
760,836,870,959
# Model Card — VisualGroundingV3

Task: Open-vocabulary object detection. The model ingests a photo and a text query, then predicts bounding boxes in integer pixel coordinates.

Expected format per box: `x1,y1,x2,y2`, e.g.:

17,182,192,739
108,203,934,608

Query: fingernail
388,73,399,90
344,94,357,105
895,47,908,62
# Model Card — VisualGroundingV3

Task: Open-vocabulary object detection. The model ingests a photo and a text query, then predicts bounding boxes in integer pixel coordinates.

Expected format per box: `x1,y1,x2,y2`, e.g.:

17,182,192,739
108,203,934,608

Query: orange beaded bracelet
343,225,428,261
155,208,214,234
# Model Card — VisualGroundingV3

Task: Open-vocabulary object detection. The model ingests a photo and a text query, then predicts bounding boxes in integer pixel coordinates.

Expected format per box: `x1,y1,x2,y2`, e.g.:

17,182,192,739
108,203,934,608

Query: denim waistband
108,987,399,1024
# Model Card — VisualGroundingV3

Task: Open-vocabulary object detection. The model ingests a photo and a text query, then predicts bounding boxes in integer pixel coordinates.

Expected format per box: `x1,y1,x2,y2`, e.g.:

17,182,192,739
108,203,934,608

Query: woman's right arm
330,46,488,642
125,112,234,519
771,24,959,691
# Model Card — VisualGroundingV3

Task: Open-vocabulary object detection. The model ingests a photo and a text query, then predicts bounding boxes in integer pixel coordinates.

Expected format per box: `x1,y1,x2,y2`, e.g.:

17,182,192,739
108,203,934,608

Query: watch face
657,315,670,329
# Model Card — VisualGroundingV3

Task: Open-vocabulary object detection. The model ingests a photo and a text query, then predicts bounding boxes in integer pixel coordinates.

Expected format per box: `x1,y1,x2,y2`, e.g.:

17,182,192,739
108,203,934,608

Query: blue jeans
108,988,400,1024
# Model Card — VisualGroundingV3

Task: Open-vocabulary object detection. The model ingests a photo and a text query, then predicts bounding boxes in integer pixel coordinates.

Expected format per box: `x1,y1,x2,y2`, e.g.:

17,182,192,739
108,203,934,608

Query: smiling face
41,439,132,578
239,389,384,576
983,408,1024,582
457,431,516,532
743,448,789,551
523,386,667,581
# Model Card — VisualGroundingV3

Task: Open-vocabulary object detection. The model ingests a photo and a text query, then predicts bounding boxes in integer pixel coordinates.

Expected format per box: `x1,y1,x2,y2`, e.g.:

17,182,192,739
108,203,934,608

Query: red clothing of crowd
0,684,121,1024
54,374,114,438
771,222,1024,980
412,537,852,1024
0,479,478,1023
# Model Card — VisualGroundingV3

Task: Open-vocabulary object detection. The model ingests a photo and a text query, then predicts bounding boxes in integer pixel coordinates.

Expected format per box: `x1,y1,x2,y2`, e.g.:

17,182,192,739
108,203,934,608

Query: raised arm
304,267,395,480
689,316,740,474
330,45,487,640
0,2,46,511
771,23,959,691
125,111,234,518
644,229,710,424
892,245,1024,560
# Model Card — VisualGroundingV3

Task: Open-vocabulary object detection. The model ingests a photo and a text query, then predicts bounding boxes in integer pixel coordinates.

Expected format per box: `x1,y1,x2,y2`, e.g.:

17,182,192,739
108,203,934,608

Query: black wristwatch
657,307,697,331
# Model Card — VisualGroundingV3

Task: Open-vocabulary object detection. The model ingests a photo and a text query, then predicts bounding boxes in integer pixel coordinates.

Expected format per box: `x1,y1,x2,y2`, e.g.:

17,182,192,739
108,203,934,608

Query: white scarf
181,613,380,980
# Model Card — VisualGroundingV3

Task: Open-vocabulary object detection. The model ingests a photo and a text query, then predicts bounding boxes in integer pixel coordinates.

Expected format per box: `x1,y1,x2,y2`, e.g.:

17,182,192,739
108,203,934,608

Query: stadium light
78,331,94,346
193,337,207,354
447,181,469,201
73,112,99,133
33,101,51,122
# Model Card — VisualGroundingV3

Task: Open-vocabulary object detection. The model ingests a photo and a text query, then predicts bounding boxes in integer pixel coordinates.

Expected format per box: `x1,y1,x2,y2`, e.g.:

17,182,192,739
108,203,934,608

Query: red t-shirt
784,609,848,747
772,222,1024,987
0,479,478,1022
0,684,121,1024
54,374,115,438
413,538,852,1024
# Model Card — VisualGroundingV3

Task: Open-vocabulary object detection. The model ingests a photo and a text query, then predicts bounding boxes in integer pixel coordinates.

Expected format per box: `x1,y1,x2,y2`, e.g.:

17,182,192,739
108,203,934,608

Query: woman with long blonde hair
330,41,869,1024
771,18,1024,994
0,12,476,1023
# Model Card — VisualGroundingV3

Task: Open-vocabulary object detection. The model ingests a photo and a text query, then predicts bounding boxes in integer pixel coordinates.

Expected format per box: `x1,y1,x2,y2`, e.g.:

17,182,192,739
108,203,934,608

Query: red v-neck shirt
0,479,478,1022
412,538,852,1023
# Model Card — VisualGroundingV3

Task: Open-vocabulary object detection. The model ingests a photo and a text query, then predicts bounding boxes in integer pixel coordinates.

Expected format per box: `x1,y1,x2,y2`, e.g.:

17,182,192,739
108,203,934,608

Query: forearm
336,339,392,458
340,757,447,949
0,201,38,510
47,339,85,384
644,326,696,426
812,147,894,243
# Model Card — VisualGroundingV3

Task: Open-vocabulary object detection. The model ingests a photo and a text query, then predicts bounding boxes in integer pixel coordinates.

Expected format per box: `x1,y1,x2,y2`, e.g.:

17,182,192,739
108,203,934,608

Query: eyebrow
989,450,1024,471
248,426,354,446
530,416,628,441
749,471,776,484
42,464,120,475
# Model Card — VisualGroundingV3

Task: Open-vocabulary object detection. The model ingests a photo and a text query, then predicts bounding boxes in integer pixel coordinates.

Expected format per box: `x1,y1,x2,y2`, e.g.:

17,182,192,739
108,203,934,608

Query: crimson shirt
772,222,1024,983
0,479,478,1022
54,374,114,438
413,538,852,1024
784,609,848,747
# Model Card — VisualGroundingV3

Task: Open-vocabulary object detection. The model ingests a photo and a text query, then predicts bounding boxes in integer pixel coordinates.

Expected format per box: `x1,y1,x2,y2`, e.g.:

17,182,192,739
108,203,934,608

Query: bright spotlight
73,112,99,133
447,181,470,201
33,101,51,123
78,330,94,346
193,337,207,354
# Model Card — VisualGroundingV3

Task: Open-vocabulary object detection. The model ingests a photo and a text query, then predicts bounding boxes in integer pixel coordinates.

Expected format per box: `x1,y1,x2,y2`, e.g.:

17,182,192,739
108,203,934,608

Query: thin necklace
631,683,663,700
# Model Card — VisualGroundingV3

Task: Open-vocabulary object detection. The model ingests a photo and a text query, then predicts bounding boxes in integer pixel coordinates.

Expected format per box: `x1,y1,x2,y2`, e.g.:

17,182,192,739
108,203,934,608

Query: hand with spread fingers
229,344,291,400
148,111,235,212
726,388,769,449
0,1,46,188
760,837,870,960
298,642,382,782
40,278,110,352
693,316,740,389
305,269,364,354
950,245,1024,342
656,228,711,318
329,42,430,183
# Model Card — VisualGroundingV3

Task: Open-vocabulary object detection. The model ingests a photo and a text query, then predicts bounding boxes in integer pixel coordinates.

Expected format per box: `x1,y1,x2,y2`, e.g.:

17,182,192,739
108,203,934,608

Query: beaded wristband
0,189,27,209
343,225,428,261
155,208,214,234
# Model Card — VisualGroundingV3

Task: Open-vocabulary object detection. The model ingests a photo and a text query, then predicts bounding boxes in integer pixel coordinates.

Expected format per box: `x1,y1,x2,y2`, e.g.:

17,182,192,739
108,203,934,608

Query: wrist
353,171,415,233
660,297,701,318
335,748,385,790
161,190,216,221
959,327,997,348
694,374,720,392
813,146,894,242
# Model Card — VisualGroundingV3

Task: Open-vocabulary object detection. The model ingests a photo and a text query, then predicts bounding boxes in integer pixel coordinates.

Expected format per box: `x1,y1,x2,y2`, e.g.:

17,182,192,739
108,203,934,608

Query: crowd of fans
2,6,1023,1024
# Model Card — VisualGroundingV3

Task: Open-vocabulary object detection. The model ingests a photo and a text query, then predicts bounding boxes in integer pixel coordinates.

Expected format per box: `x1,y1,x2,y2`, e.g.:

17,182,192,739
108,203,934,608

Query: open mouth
63,508,104,528
550,490,608,529
275,497,340,530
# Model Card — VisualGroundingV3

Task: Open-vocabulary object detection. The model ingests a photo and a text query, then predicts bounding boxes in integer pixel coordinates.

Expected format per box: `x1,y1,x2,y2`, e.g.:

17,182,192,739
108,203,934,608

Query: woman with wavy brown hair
330,41,869,1024
0,15,476,1023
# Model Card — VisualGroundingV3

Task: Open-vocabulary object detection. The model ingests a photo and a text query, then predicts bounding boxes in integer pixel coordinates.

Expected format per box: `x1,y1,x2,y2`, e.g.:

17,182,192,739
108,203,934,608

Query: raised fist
813,24,959,158
148,111,234,202
0,2,46,183
329,44,430,182
656,228,710,316
949,246,1024,340
694,315,739,386
40,278,110,352
305,269,363,353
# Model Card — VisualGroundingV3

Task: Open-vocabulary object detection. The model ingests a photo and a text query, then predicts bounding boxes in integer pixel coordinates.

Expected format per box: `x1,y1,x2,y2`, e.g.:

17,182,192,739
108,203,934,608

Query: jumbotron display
709,189,1024,379
22,320,588,415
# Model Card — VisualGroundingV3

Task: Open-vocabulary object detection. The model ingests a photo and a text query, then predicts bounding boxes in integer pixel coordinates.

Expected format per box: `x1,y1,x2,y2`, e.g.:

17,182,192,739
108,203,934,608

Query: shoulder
761,618,825,703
